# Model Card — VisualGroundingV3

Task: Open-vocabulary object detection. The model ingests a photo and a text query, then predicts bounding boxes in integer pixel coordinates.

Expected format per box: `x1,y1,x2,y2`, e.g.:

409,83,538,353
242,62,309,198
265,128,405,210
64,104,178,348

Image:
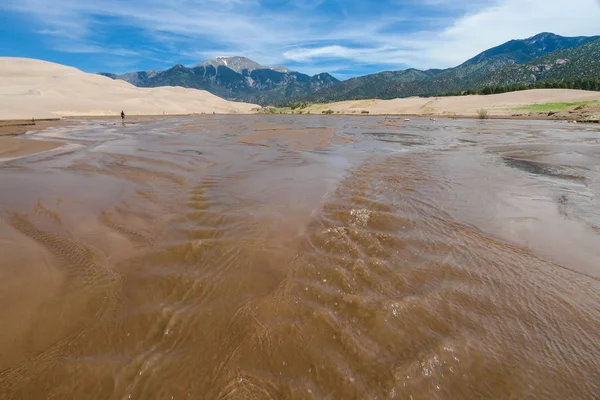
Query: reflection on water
0,116,599,399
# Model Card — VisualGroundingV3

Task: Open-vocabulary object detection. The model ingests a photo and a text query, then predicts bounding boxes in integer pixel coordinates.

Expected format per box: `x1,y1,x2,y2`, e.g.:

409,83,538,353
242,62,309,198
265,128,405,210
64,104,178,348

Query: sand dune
0,58,257,120
303,89,600,117
2,57,599,120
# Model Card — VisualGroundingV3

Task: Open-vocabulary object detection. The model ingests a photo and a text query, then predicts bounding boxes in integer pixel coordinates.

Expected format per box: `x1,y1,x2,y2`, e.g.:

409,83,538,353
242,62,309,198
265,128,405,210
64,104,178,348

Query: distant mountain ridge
461,32,593,67
99,56,337,105
479,37,600,87
197,56,291,73
100,33,600,105
303,32,599,103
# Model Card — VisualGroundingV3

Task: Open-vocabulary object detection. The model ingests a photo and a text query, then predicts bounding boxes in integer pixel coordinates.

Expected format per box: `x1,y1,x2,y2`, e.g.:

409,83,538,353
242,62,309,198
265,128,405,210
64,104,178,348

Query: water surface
1,116,599,399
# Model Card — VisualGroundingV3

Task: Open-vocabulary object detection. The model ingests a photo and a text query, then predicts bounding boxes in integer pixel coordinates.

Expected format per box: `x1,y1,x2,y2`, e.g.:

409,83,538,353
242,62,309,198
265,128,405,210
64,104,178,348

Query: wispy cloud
284,46,397,63
53,43,140,57
1,0,599,76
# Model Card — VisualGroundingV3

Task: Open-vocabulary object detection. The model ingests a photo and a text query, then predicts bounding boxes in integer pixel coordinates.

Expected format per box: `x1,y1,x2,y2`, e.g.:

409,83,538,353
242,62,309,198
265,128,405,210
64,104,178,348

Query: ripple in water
0,116,599,399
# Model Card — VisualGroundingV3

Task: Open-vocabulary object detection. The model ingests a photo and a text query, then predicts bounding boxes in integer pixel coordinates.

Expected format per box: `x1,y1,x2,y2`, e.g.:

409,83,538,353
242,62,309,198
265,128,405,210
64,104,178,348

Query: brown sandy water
0,116,599,399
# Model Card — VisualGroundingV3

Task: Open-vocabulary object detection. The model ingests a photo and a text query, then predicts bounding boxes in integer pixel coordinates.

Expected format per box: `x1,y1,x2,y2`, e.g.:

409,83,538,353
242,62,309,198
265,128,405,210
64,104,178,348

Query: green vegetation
477,109,489,119
442,78,600,97
475,38,600,91
289,102,311,110
518,101,599,113
253,103,340,115
256,106,291,114
361,110,370,114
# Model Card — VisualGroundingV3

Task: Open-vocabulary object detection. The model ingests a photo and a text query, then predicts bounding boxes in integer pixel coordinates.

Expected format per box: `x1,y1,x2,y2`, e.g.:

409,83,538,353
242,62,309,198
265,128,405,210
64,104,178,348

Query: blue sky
1,0,599,79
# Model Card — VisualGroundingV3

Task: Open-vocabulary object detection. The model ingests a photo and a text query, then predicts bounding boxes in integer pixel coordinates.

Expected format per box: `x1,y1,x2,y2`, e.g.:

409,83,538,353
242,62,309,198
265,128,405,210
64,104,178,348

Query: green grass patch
256,106,292,114
518,101,599,113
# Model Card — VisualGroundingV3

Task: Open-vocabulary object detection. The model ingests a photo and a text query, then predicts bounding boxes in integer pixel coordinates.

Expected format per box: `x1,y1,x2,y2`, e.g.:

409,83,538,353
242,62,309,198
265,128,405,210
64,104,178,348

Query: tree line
441,78,600,97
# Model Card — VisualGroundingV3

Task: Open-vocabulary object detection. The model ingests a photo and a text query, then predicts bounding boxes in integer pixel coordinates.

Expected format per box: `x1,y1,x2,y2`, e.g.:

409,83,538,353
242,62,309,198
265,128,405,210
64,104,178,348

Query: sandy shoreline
1,104,596,160
0,137,64,160
290,89,600,121
0,119,66,136
0,119,73,160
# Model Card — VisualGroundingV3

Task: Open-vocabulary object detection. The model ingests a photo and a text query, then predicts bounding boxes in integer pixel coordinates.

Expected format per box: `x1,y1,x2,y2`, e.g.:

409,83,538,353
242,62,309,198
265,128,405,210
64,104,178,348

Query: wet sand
0,119,72,161
0,137,63,161
0,116,599,399
238,124,352,150
0,119,66,136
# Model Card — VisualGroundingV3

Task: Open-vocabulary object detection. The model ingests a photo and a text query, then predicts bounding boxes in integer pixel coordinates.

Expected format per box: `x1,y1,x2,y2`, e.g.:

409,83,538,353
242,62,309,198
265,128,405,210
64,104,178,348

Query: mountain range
198,56,291,73
100,33,600,105
303,33,600,103
478,37,600,87
99,56,338,105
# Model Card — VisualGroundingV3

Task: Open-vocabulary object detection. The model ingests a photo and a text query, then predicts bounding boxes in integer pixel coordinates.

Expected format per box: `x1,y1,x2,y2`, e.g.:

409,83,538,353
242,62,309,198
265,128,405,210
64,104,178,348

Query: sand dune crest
0,58,257,119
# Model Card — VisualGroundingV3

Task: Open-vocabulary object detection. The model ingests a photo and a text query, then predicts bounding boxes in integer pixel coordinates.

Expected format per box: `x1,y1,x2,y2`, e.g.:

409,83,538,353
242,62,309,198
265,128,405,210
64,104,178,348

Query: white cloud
423,0,600,67
283,46,397,62
284,0,600,70
53,44,140,57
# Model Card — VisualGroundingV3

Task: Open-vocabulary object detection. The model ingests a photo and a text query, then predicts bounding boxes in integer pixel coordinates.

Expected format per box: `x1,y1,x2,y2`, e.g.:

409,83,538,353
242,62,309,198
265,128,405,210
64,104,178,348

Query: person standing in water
121,110,125,121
